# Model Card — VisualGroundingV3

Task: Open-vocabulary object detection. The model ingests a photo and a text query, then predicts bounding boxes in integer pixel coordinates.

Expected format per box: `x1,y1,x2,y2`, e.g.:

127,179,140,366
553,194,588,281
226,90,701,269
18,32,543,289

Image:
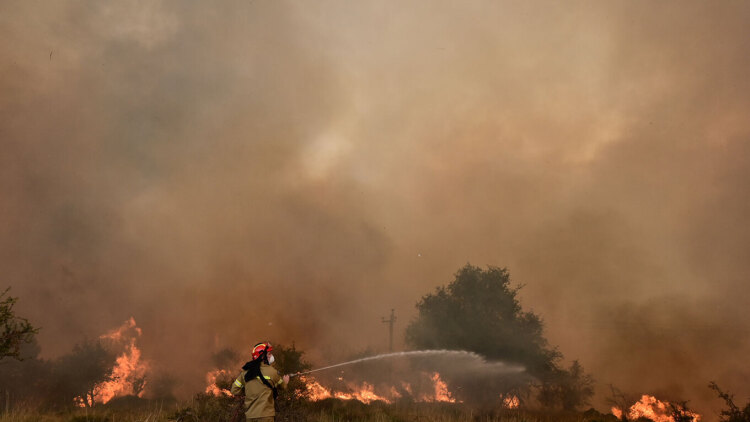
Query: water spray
287,349,524,377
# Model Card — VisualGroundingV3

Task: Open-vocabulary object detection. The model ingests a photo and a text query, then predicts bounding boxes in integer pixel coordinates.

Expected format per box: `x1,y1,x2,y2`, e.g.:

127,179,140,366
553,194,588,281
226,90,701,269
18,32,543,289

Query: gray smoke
2,0,749,415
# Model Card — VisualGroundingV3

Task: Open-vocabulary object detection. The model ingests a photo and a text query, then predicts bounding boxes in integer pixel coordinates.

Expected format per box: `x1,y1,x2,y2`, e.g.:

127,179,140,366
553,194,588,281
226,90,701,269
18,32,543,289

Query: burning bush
64,318,149,407
56,339,118,408
0,317,152,411
610,394,700,422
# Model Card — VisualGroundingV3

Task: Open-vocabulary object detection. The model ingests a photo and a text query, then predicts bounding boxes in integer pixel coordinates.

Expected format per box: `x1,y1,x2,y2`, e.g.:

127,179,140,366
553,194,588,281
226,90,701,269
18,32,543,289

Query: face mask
267,354,275,364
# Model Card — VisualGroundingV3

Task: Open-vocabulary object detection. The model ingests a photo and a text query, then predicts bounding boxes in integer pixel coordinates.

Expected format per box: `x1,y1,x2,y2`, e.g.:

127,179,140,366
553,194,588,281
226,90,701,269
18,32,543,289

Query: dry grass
0,399,616,422
0,404,173,422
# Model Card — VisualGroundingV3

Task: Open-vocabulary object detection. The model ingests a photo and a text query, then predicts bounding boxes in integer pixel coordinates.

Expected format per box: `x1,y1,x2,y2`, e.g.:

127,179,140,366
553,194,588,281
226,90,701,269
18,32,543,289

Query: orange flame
303,372,457,404
74,318,149,407
205,369,232,396
304,378,391,404
305,378,334,400
74,396,92,408
611,395,700,422
101,317,142,341
401,382,413,395
502,395,520,409
430,372,455,403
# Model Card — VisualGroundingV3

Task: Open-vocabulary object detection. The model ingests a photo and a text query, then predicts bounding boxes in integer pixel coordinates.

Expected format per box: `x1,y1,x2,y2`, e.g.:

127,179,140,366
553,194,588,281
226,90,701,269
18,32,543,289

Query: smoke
2,0,749,414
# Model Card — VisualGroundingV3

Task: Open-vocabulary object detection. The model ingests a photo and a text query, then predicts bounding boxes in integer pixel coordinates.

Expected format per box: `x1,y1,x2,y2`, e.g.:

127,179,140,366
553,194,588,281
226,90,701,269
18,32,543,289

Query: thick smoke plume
2,0,749,414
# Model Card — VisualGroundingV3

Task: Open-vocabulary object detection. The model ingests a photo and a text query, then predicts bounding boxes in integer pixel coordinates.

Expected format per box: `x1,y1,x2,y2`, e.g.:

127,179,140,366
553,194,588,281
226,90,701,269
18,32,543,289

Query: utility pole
381,309,396,352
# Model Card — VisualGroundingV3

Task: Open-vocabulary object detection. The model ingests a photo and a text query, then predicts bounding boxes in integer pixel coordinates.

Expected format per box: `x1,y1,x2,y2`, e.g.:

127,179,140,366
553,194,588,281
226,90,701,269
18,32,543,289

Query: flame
74,318,149,407
502,395,520,409
303,372,457,404
305,378,334,400
304,378,391,404
94,339,148,403
205,369,232,396
430,372,455,403
401,382,413,395
74,396,92,408
611,395,700,422
101,317,142,341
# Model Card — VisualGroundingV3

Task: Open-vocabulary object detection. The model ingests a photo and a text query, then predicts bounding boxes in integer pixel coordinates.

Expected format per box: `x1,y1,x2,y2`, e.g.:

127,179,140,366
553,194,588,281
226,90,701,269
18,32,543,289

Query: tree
0,288,39,361
537,360,595,411
406,265,559,375
54,339,117,408
606,384,634,421
709,382,750,422
405,264,594,409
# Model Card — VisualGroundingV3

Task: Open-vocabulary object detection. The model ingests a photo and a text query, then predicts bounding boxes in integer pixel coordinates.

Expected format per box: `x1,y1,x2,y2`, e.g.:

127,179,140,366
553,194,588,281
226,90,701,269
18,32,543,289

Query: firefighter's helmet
252,342,273,361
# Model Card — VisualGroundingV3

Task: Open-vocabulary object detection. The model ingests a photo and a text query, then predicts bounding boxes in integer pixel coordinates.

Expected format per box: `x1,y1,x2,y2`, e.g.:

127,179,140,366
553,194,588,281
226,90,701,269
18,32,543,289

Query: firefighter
230,342,290,422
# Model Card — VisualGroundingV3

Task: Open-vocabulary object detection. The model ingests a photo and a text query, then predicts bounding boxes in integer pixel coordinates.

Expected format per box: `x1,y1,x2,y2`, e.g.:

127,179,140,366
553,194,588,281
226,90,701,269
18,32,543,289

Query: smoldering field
1,0,749,419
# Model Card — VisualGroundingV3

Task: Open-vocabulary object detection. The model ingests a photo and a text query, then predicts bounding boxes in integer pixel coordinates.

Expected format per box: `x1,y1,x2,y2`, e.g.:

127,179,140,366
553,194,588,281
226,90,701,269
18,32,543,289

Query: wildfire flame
304,378,391,404
430,372,455,403
303,372,457,404
205,369,233,396
611,395,700,422
74,318,149,407
502,395,520,409
101,317,142,341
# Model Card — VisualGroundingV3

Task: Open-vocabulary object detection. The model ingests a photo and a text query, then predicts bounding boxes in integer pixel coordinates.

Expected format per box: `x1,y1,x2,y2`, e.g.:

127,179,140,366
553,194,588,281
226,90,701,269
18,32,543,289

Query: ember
502,395,520,409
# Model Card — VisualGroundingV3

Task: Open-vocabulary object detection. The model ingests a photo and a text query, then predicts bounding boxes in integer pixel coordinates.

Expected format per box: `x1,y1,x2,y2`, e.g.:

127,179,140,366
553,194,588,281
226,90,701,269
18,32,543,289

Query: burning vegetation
73,318,149,407
296,372,456,404
303,378,391,404
204,369,233,397
3,0,750,420
611,395,701,422
3,266,747,422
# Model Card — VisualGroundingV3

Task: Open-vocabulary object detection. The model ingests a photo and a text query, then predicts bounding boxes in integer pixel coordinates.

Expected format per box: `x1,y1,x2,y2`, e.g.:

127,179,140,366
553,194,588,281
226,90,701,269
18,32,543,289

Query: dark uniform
230,362,284,421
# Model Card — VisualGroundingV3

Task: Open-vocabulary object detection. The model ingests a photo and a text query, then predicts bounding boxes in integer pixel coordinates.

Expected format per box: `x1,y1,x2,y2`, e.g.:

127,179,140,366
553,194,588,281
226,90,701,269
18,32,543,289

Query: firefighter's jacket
231,363,284,419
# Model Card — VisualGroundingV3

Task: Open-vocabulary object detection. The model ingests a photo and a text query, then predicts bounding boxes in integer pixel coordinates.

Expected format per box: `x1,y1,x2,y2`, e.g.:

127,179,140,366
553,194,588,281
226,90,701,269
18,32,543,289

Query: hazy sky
2,0,748,415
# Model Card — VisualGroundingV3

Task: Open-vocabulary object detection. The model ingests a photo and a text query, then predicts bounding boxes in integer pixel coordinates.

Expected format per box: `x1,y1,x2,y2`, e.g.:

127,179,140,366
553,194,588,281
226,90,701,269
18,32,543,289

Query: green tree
0,288,39,361
406,265,559,375
406,264,594,409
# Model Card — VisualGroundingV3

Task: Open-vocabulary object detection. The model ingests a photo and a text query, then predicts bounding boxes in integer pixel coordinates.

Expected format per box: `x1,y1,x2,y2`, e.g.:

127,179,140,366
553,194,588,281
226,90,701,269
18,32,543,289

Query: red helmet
252,342,273,360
